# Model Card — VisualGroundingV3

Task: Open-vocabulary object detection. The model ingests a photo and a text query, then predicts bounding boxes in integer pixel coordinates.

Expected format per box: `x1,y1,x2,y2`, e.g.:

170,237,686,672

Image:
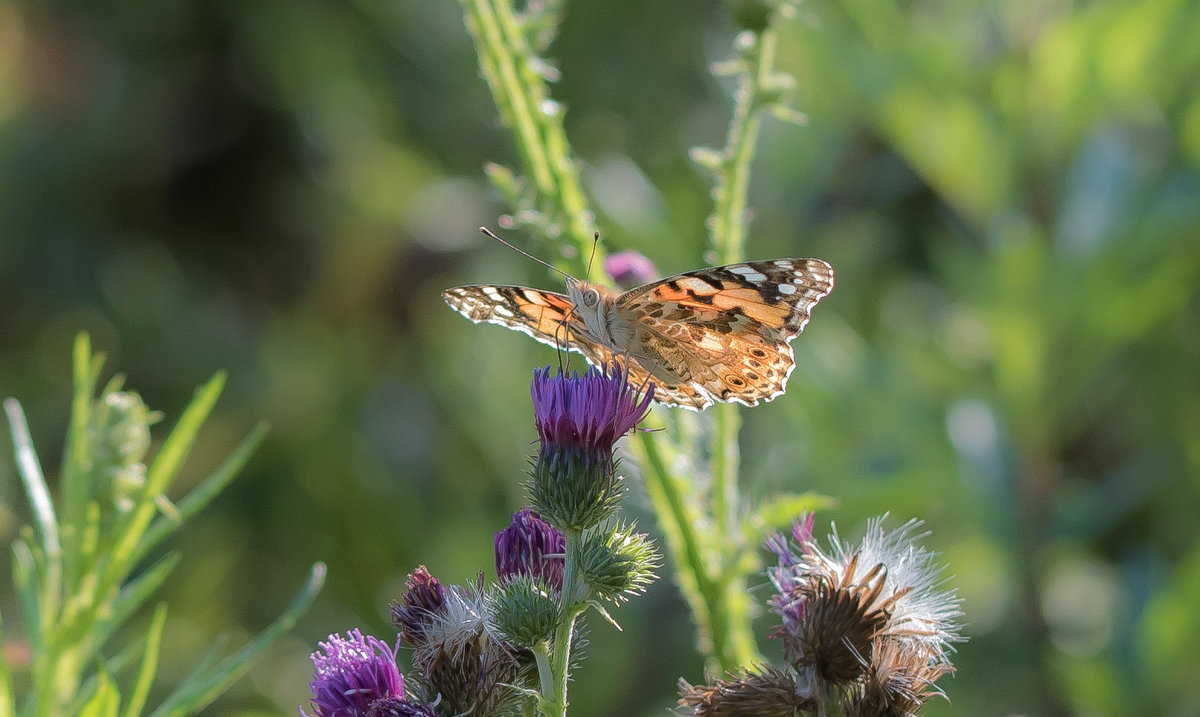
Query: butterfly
443,254,834,411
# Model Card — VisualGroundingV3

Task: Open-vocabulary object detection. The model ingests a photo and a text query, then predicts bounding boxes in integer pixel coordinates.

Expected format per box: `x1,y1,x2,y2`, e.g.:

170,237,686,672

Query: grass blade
0,609,14,717
147,562,326,717
4,399,62,610
62,333,104,580
121,603,167,717
98,373,226,598
135,421,268,565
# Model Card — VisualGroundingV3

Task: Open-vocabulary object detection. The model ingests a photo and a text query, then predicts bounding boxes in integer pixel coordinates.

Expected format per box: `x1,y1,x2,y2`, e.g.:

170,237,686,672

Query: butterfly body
443,258,834,410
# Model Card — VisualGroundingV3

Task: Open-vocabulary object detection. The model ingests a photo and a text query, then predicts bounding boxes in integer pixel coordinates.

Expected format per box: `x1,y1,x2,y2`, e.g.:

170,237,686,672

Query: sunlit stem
540,531,583,717
459,0,599,269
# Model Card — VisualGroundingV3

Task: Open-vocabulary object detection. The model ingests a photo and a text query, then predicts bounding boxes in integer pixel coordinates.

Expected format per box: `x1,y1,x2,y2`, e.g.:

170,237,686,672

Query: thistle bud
575,523,659,604
495,507,565,590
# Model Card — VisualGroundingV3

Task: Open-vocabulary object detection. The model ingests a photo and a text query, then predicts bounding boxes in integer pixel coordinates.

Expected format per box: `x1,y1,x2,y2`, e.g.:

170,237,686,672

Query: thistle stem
459,0,598,266
541,532,583,717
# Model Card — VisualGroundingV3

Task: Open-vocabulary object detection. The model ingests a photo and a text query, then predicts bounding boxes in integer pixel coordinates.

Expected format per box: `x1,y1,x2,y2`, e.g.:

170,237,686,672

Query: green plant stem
61,333,101,588
541,532,583,717
635,24,787,674
461,0,795,678
460,0,598,266
707,24,784,673
710,28,780,264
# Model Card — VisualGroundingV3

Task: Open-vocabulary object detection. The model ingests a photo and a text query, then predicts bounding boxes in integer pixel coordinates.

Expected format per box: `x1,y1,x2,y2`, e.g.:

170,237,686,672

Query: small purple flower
390,566,448,648
530,362,654,531
605,250,659,288
495,507,566,589
531,362,654,462
765,513,816,653
302,630,404,717
766,513,815,568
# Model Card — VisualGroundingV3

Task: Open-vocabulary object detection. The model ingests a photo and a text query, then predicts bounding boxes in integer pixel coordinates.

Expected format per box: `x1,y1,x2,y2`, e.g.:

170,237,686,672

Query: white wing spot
728,265,767,282
774,260,794,268
492,306,514,317
777,283,797,295
483,287,503,299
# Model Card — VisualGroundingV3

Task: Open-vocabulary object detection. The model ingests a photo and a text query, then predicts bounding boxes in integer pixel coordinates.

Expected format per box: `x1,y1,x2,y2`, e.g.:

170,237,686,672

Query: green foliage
1,334,323,717
1,0,1198,714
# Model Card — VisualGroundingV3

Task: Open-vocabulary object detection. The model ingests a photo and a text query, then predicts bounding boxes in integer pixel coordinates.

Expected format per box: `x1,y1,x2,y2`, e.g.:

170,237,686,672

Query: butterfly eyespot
750,348,768,359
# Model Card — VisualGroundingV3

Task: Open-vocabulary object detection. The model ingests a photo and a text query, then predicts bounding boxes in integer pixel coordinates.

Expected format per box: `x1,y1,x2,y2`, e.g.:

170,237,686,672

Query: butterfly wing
613,259,835,409
443,283,671,409
577,342,717,409
442,285,585,352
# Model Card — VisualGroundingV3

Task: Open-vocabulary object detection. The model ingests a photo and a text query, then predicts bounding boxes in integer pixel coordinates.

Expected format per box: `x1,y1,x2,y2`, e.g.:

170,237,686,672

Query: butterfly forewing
618,259,833,338
442,285,582,352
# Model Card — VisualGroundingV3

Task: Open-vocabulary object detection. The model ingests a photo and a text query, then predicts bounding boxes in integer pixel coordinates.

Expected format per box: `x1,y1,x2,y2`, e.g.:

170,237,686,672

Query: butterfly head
565,277,614,344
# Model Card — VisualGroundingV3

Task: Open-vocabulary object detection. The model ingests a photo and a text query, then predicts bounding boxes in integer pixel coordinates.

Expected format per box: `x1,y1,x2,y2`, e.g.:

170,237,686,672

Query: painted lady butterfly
443,255,834,410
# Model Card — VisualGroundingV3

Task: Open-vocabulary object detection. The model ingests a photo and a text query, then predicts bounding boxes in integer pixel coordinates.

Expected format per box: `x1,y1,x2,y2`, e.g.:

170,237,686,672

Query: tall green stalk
458,0,815,677
460,0,598,269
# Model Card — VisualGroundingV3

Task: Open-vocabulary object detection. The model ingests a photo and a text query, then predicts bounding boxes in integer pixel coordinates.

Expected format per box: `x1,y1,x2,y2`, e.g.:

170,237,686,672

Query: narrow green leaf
67,629,152,717
75,554,181,669
135,421,268,565
79,501,103,580
0,609,14,717
178,635,231,685
121,603,167,717
110,554,180,630
142,372,227,503
11,540,42,650
63,332,104,571
147,563,326,717
98,372,226,598
4,398,62,609
78,669,121,717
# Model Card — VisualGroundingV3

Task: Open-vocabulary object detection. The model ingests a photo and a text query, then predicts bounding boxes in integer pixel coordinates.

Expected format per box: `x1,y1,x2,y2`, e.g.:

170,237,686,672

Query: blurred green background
2,0,1199,714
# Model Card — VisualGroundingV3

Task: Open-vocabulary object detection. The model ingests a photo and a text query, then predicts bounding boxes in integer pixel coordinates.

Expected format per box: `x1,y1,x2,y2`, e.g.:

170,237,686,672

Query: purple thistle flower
495,507,566,590
301,630,404,717
531,362,654,463
529,362,654,531
390,566,448,649
766,513,816,632
605,250,659,288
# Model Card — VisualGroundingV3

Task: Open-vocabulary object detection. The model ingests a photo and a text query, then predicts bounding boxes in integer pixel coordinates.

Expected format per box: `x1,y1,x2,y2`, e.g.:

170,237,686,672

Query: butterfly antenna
479,227,572,280
584,231,600,282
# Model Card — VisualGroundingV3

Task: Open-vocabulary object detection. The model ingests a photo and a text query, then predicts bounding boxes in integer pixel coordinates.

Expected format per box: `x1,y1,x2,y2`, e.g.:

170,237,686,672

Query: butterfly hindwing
609,259,835,409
